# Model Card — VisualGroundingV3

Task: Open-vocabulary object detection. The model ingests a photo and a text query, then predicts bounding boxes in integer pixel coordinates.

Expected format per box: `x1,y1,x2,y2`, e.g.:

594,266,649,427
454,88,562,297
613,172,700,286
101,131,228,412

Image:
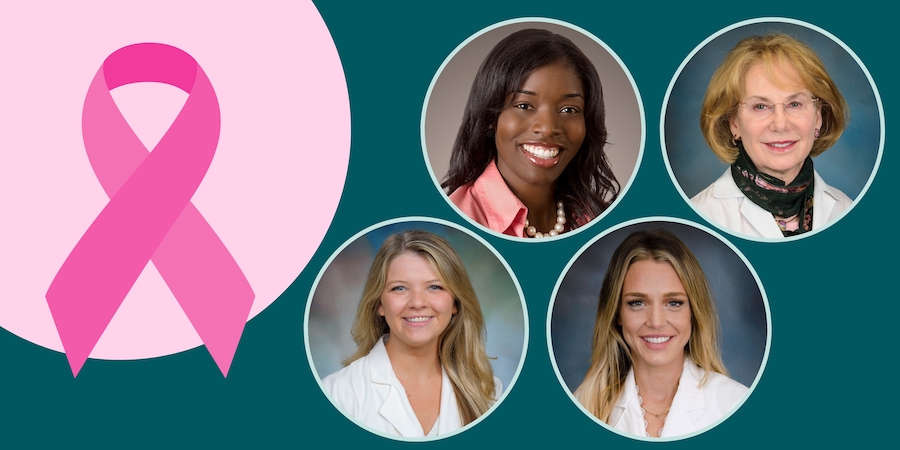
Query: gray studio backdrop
423,19,643,197
307,220,526,393
664,20,880,201
550,220,768,392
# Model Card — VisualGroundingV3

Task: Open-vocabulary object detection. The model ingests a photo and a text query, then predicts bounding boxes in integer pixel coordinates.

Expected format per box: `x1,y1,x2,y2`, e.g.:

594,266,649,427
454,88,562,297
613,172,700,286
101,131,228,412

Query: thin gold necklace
636,384,676,419
644,406,670,419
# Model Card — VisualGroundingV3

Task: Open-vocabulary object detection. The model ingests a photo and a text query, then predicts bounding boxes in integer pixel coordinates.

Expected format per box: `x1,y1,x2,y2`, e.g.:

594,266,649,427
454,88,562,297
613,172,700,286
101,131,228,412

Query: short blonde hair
346,230,496,425
575,229,726,422
700,33,847,163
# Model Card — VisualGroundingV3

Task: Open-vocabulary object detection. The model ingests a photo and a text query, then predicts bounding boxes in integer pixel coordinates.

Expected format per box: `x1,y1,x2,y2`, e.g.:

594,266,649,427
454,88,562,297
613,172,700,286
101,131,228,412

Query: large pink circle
0,1,350,359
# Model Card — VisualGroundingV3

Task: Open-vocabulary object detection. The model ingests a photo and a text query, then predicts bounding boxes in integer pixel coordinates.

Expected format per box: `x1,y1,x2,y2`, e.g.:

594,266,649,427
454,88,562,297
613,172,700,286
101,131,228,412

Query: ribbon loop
46,43,254,377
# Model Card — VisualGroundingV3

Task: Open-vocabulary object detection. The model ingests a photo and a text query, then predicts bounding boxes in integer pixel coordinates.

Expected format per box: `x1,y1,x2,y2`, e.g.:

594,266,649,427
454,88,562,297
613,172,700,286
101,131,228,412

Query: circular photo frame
422,17,644,242
662,18,883,242
548,217,770,441
305,217,528,441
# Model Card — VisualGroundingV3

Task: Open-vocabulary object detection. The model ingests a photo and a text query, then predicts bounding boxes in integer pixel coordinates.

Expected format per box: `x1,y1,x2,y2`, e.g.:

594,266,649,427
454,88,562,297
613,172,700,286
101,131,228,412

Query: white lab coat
609,358,749,438
691,169,853,239
321,336,500,437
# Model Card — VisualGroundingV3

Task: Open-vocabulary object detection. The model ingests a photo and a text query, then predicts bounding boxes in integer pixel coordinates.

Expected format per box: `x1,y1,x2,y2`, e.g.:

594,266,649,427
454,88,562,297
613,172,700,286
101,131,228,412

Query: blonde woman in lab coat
575,229,747,438
322,230,499,437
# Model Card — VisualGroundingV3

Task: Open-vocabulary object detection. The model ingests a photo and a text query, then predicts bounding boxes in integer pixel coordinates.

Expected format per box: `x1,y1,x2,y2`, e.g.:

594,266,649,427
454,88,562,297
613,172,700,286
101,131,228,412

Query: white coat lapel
609,370,647,435
431,367,461,435
812,171,838,231
711,171,782,238
738,197,783,238
660,360,705,437
378,383,423,436
369,339,425,437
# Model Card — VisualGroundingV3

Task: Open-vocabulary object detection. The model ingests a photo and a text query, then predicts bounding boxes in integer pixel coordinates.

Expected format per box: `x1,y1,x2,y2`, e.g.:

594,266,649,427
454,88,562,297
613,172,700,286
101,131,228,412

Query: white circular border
304,216,529,442
660,17,885,243
545,216,772,442
420,17,646,243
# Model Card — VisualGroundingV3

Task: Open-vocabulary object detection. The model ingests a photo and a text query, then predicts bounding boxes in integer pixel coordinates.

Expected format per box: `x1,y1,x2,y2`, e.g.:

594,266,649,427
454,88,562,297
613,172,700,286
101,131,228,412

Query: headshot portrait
422,18,643,240
306,219,526,441
549,219,768,440
663,19,882,241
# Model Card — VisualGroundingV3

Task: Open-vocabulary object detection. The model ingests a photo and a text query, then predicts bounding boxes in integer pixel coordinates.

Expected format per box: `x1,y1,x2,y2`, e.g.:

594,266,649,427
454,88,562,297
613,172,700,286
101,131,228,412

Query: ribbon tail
151,202,255,376
46,239,153,377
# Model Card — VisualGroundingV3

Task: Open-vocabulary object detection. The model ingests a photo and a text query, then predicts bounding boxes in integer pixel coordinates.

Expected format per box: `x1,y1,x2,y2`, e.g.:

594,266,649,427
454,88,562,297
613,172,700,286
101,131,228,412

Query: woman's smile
642,335,672,345
403,315,434,325
521,142,562,167
764,140,796,152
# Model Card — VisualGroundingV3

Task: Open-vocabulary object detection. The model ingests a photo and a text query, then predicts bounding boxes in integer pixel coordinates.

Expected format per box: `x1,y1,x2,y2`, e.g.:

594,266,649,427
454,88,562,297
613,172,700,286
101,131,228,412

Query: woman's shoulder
447,162,503,211
322,344,396,421
321,340,390,414
690,171,745,224
685,360,748,407
322,356,367,389
321,355,370,412
705,370,749,393
814,170,854,207
691,170,740,205
447,180,477,209
492,376,503,401
696,368,749,410
447,163,527,237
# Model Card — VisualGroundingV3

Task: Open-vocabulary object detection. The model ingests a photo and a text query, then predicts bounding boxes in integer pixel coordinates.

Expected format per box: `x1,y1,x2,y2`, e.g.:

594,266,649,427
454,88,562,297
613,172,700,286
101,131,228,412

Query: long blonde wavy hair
344,230,497,425
574,229,727,422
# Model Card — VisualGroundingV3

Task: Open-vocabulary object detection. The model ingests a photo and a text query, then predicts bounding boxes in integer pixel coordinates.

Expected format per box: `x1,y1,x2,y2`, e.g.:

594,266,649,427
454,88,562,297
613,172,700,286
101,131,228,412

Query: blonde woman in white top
575,229,747,438
322,230,499,437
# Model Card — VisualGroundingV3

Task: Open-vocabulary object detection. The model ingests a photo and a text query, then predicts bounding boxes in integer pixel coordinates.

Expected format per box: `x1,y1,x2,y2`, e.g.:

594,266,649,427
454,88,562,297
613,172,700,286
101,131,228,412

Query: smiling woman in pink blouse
443,29,619,239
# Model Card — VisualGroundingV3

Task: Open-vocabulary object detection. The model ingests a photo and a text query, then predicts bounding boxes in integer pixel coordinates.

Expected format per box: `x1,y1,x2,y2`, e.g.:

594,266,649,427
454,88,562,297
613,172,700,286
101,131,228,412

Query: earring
814,129,819,139
731,135,740,147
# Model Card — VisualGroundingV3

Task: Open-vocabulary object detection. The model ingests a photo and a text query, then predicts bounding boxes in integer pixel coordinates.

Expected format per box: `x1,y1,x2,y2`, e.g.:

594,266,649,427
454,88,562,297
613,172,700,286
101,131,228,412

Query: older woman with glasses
692,33,852,238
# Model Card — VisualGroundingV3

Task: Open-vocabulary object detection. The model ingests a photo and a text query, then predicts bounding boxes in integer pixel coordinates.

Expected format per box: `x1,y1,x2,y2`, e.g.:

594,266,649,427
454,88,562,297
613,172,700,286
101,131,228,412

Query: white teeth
405,317,430,323
643,336,671,344
770,142,792,148
522,144,559,159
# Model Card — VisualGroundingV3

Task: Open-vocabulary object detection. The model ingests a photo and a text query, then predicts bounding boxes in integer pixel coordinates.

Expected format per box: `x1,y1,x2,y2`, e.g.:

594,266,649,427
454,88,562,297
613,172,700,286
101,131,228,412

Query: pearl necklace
525,201,567,238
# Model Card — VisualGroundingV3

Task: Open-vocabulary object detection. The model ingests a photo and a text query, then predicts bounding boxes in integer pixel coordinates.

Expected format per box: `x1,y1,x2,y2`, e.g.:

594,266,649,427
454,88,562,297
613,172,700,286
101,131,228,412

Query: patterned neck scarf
730,143,815,236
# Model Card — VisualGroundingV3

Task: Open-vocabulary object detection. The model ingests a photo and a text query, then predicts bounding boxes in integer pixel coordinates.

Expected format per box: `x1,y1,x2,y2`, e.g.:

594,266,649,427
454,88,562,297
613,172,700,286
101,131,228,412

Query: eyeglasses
738,94,819,120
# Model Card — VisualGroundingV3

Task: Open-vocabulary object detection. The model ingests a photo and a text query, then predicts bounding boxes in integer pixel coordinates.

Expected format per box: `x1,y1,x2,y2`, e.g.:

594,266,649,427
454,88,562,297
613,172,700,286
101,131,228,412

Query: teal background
1,1,893,447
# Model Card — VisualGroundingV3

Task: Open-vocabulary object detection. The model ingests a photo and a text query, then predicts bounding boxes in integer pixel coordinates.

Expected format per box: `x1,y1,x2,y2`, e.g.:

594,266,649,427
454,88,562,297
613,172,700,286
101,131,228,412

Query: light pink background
0,1,350,359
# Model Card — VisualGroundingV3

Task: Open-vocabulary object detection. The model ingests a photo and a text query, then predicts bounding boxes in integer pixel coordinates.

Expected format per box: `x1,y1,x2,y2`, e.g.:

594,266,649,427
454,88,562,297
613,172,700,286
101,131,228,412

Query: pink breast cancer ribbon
45,43,254,377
